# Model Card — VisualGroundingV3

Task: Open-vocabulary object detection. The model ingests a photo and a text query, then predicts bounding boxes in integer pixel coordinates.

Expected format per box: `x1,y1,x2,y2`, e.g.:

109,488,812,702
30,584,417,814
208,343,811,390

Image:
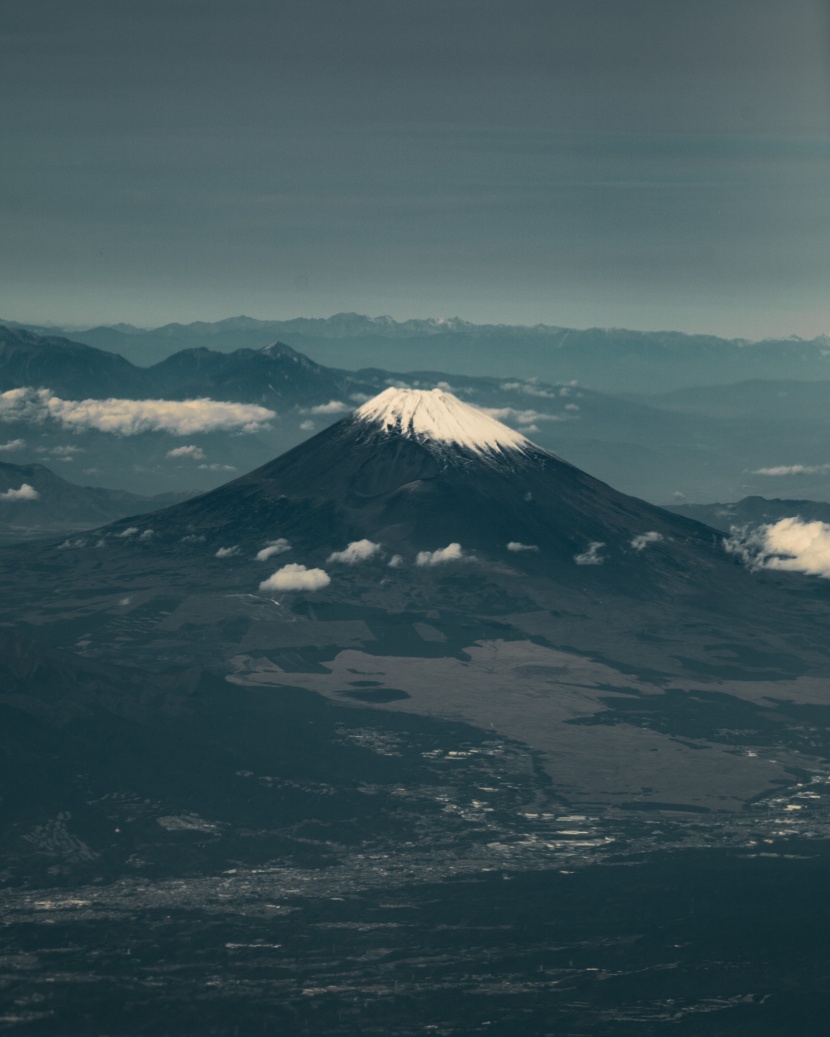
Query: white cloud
726,517,830,579
215,545,240,558
259,563,331,593
506,541,538,552
752,463,830,476
416,543,464,567
180,534,205,543
388,554,404,568
299,420,315,431
198,463,237,472
306,400,350,415
0,438,25,452
575,541,605,565
0,387,274,436
327,539,381,564
631,531,663,551
116,527,139,538
139,529,154,541
0,482,38,501
167,445,206,461
255,538,291,561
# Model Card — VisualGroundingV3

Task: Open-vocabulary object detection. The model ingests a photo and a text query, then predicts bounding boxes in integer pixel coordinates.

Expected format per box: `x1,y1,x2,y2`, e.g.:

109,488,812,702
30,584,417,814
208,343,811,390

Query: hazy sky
3,0,830,337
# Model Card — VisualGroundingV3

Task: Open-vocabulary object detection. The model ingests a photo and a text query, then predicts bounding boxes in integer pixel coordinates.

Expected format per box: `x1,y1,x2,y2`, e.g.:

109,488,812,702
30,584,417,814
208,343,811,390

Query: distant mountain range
6,313,830,391
666,495,830,532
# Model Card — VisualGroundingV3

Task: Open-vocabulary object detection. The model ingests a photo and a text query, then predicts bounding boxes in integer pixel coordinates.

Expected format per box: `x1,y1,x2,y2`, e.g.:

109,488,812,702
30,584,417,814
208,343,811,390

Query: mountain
4,386,829,685
144,340,350,405
142,386,722,596
0,461,196,541
11,313,830,391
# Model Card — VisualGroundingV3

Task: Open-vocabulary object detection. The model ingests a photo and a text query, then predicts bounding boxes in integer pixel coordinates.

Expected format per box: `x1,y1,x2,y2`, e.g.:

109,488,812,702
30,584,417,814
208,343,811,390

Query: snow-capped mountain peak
354,387,532,456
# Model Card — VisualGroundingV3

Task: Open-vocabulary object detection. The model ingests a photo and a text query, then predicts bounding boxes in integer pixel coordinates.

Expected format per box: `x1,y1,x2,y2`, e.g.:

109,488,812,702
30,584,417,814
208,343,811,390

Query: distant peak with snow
354,387,533,457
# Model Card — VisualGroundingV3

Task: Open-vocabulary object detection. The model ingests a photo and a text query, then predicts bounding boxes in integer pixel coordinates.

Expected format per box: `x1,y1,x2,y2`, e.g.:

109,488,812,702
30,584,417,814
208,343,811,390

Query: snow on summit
354,387,532,456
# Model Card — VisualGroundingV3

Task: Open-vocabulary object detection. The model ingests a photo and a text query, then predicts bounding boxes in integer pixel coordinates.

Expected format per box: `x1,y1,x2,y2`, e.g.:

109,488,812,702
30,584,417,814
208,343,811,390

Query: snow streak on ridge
354,387,533,456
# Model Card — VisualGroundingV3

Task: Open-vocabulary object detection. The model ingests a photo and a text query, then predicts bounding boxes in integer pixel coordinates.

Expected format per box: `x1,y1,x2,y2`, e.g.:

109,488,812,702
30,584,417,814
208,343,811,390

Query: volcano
120,385,722,591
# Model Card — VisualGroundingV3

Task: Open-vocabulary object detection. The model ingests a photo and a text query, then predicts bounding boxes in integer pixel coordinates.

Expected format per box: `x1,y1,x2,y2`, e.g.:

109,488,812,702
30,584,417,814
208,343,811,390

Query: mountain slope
0,326,142,397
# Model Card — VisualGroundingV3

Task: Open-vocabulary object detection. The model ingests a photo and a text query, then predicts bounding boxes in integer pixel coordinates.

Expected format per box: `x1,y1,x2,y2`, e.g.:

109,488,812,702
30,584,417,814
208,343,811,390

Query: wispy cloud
327,539,381,564
727,517,830,578
0,387,274,436
480,407,573,426
752,463,830,476
416,543,464,567
506,541,538,552
0,438,25,452
575,541,605,565
0,482,38,501
259,563,331,592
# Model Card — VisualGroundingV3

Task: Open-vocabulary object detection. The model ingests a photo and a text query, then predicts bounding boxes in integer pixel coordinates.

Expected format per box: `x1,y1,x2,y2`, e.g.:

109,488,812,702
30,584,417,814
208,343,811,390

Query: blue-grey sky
3,0,830,337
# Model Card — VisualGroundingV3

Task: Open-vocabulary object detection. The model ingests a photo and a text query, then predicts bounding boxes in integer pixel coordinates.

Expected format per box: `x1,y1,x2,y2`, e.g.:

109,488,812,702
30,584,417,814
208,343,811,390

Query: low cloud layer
327,539,381,564
255,538,291,562
416,543,464,567
631,531,663,551
0,387,274,436
727,517,830,579
259,563,331,593
575,541,605,565
506,541,538,552
0,439,26,452
0,482,39,502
